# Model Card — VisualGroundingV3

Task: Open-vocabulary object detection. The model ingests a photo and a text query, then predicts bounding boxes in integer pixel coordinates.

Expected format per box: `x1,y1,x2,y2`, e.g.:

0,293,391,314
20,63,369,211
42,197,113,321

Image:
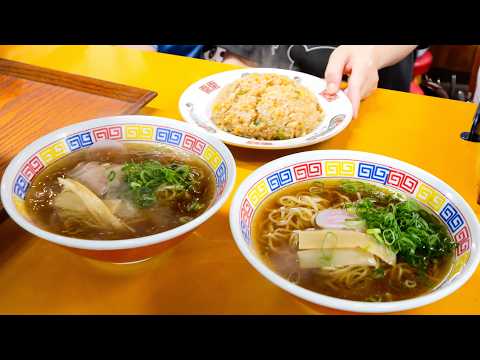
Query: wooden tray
0,58,157,212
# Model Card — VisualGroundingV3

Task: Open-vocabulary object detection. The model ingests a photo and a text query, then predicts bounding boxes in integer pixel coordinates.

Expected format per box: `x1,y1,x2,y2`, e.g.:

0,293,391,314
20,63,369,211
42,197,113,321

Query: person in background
120,45,417,116
207,45,417,117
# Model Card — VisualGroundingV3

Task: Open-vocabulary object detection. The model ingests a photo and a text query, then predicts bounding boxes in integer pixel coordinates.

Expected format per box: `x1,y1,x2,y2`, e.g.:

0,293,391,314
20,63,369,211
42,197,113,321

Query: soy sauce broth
25,143,216,240
253,179,454,302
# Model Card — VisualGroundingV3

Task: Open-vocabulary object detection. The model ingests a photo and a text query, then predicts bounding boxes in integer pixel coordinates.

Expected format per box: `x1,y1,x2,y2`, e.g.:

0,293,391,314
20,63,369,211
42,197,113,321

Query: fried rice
211,73,324,140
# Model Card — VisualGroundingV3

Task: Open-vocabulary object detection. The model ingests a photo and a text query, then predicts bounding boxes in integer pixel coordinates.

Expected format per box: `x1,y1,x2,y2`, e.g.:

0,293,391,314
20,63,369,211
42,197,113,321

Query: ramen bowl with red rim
229,150,480,313
1,115,236,263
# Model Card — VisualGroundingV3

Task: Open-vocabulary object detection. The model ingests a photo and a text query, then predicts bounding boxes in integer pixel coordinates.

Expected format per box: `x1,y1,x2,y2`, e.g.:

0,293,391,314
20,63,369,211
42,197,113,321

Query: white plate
179,68,354,150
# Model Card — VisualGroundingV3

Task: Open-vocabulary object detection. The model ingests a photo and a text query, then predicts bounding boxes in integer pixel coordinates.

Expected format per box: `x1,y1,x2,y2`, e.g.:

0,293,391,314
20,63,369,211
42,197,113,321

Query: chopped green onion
349,198,456,271
372,268,385,279
121,160,200,208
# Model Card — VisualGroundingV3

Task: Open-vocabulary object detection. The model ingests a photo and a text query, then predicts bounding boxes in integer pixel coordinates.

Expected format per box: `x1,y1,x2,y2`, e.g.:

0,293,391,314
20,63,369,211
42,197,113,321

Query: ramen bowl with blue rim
1,115,236,263
229,150,480,313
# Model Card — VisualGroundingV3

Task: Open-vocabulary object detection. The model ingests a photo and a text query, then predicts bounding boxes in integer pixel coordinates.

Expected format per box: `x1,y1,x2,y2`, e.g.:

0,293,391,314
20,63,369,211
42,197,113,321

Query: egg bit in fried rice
211,73,325,141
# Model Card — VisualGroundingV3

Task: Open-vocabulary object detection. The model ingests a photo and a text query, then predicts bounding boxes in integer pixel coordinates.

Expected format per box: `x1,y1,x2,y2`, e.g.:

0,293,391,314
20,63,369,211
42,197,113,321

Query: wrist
371,45,418,69
370,45,387,70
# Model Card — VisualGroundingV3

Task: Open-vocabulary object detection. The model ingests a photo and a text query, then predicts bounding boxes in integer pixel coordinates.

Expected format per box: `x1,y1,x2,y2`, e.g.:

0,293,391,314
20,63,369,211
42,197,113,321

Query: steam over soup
25,141,215,240
253,179,456,302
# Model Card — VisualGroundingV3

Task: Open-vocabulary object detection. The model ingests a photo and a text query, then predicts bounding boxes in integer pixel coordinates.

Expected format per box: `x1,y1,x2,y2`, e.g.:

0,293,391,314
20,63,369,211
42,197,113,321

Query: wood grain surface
0,58,157,212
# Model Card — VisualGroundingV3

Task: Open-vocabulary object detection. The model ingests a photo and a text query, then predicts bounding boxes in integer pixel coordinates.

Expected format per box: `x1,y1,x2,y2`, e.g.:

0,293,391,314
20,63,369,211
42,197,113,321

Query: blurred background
142,45,480,104
412,45,480,103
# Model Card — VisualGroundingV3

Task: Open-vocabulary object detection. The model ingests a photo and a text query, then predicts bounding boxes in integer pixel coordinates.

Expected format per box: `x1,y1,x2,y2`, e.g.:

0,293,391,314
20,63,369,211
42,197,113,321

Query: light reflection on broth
25,142,215,240
252,179,455,302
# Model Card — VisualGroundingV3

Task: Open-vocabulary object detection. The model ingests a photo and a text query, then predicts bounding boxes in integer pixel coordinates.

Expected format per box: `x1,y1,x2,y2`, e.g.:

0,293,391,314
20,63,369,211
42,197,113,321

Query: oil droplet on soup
252,179,455,302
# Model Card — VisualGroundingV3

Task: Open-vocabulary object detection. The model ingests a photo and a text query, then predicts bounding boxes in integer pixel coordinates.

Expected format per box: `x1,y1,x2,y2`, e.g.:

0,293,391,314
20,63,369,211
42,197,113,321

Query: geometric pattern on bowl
238,158,473,283
12,123,230,209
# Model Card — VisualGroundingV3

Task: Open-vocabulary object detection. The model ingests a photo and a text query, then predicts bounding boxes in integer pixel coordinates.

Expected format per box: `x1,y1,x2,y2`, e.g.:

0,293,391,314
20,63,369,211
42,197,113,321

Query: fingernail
326,83,337,93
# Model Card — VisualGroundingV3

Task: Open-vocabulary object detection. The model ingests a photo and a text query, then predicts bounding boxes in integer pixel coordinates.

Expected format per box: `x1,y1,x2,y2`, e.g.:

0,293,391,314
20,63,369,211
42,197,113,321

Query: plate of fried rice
179,68,353,149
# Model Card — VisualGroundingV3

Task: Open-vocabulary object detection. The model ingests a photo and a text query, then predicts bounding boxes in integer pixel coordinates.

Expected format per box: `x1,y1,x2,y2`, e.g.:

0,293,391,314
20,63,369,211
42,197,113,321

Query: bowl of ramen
229,150,480,313
179,68,353,150
1,115,236,263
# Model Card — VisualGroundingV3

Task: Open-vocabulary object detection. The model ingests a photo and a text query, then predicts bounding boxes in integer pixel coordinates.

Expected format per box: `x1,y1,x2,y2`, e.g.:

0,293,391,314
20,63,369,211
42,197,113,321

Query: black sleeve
378,52,415,92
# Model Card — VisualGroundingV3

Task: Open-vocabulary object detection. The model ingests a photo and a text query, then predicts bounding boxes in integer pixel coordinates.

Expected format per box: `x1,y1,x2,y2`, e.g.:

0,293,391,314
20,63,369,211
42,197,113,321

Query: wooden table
0,45,478,314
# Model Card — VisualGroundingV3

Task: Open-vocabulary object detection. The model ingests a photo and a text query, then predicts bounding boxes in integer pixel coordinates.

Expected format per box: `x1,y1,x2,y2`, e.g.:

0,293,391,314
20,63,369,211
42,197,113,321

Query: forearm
222,51,258,67
372,45,417,69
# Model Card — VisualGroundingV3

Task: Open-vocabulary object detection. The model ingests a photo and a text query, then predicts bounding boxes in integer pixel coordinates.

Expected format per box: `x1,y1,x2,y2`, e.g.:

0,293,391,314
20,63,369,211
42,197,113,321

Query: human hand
324,45,417,117
324,45,379,118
